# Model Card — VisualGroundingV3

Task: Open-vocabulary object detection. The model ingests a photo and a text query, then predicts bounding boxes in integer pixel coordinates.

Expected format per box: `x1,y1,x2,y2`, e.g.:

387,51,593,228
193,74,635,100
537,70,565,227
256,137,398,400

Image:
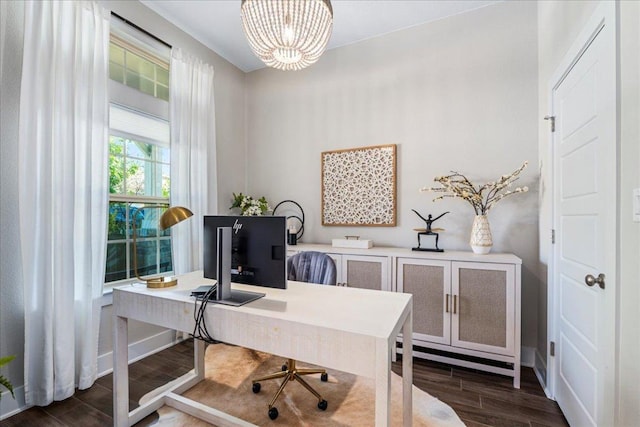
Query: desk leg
113,315,129,427
374,339,391,427
194,338,205,381
402,310,413,427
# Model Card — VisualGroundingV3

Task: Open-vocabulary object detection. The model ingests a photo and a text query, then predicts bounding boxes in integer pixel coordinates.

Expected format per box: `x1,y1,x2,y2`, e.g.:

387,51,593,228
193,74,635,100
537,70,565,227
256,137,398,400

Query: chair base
252,358,328,409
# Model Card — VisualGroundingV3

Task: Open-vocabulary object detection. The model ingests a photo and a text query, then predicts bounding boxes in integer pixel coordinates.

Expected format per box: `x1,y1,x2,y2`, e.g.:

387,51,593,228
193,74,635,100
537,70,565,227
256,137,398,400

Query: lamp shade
160,206,193,230
240,0,333,71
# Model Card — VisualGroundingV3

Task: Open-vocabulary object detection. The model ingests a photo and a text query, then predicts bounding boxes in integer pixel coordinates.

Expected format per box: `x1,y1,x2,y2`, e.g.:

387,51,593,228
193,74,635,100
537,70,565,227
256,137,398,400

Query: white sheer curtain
18,0,110,405
170,48,216,274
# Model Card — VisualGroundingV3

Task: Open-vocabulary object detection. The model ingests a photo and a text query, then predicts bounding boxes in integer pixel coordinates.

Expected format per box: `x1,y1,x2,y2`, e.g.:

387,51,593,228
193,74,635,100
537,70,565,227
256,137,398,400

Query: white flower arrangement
230,192,271,216
420,161,529,215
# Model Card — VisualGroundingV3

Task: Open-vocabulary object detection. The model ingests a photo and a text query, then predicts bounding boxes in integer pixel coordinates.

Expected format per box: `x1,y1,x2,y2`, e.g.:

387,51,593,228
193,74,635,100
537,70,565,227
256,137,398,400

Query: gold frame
321,144,397,226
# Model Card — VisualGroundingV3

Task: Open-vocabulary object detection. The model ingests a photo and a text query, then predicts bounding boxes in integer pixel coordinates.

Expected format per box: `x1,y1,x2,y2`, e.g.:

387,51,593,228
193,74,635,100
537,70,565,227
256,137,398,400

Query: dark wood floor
3,340,567,426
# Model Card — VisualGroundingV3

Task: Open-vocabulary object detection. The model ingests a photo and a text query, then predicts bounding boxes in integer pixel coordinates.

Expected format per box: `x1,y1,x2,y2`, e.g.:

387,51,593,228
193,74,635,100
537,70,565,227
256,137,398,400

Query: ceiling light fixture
240,0,333,71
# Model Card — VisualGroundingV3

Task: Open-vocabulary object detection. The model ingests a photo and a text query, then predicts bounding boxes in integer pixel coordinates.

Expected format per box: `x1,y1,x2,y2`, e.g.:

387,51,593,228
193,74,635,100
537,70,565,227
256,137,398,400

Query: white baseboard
0,385,26,421
97,329,178,377
1,329,179,421
521,346,535,367
534,349,553,398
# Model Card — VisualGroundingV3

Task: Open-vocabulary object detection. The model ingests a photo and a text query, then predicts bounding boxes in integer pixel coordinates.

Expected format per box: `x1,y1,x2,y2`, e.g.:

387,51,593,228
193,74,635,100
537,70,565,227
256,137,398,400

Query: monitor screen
203,215,287,289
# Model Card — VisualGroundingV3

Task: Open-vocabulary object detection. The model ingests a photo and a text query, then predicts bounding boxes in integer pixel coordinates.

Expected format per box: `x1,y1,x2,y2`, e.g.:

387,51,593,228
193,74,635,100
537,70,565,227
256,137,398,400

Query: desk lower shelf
396,340,520,388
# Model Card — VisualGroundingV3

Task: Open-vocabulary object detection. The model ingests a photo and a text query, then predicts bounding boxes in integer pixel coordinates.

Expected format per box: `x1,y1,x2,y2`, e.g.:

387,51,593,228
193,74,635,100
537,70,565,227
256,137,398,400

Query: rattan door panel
397,258,451,345
341,255,390,291
451,262,515,355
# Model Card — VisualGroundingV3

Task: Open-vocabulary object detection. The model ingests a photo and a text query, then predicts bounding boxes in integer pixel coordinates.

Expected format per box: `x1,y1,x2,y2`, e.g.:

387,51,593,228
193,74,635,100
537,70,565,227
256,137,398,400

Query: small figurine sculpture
411,210,449,252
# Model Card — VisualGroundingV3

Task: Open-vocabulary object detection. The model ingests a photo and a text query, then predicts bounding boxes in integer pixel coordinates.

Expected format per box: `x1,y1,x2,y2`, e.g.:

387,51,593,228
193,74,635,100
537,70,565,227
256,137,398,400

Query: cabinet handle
453,295,458,314
445,294,450,313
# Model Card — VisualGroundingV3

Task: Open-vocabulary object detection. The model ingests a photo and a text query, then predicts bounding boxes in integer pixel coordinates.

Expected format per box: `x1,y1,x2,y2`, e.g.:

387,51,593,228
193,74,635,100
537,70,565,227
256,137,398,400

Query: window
105,20,171,286
109,35,169,101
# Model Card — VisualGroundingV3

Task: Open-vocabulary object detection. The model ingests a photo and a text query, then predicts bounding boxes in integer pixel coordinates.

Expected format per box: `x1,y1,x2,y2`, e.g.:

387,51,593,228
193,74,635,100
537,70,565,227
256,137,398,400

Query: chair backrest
287,251,336,286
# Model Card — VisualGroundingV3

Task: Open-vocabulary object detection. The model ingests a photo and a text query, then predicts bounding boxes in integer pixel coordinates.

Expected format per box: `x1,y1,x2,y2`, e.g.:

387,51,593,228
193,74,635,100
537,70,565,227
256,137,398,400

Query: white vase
470,214,493,254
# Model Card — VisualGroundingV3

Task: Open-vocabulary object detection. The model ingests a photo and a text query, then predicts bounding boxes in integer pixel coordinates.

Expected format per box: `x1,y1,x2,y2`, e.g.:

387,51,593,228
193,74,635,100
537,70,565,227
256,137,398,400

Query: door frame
546,0,618,421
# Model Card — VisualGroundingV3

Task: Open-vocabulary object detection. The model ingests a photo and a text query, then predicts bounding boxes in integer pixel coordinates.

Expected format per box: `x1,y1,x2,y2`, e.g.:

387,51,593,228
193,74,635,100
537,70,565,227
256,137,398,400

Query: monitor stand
212,226,265,307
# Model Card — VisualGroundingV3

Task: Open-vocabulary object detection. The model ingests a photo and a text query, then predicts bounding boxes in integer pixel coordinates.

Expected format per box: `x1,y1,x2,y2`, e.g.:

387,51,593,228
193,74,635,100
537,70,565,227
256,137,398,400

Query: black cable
191,285,218,344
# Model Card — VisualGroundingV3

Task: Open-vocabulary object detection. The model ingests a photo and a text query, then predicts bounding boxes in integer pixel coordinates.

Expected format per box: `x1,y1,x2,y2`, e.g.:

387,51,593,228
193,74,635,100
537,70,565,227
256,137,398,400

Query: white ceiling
140,0,499,72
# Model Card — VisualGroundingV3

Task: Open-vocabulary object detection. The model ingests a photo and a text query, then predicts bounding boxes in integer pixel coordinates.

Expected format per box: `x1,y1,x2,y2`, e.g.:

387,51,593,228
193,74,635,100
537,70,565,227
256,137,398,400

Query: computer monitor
202,215,287,305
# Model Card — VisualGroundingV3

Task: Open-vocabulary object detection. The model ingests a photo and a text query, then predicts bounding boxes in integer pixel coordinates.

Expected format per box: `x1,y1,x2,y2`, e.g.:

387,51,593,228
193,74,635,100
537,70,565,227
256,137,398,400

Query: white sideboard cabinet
288,243,522,388
397,256,520,388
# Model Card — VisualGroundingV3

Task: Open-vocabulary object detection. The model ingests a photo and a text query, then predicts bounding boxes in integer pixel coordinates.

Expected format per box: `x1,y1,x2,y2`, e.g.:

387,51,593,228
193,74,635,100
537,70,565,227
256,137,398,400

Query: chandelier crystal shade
240,0,333,71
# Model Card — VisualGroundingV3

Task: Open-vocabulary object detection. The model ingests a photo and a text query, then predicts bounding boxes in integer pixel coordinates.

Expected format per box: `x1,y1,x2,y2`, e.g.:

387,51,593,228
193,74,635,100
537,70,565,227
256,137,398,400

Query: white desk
113,271,413,426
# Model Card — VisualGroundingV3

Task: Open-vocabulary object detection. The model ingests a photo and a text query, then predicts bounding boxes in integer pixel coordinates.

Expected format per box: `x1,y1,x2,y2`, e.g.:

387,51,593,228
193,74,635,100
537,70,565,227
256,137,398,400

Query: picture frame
321,144,397,226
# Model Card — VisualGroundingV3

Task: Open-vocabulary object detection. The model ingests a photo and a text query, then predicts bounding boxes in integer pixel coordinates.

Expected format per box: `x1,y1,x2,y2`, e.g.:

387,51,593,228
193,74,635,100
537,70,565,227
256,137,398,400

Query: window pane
139,76,155,98
162,164,170,198
110,135,125,152
109,62,125,84
158,145,170,163
125,70,142,91
133,206,159,238
131,240,158,277
125,158,145,195
126,51,142,72
156,84,169,102
160,239,172,273
105,242,127,282
108,202,127,240
126,139,152,160
157,67,169,86
109,137,126,194
127,51,155,79
110,43,125,66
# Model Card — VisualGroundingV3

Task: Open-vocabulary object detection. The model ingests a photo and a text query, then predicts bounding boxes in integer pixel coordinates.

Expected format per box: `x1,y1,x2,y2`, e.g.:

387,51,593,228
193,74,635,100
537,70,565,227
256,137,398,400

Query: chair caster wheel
321,372,328,382
252,383,261,393
318,399,328,411
268,407,279,420
281,364,288,371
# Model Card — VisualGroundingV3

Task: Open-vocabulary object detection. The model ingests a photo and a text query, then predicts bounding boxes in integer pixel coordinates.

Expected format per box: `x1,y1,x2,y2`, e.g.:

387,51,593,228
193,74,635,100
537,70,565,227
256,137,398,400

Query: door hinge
551,229,556,244
550,341,555,357
544,115,556,132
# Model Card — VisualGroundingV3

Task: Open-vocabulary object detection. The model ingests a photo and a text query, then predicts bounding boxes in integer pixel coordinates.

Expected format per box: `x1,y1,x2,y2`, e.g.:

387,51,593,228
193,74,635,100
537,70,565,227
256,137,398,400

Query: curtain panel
169,48,216,274
18,0,110,405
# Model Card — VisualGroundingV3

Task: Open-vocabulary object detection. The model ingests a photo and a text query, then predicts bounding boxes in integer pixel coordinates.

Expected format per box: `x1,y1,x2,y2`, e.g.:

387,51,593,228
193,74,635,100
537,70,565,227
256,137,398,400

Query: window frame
104,19,171,292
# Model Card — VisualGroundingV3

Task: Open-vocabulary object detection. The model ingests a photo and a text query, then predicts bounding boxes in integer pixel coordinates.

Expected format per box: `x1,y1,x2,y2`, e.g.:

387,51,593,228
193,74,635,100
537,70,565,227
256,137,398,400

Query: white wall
245,1,540,348
0,0,246,417
617,1,640,423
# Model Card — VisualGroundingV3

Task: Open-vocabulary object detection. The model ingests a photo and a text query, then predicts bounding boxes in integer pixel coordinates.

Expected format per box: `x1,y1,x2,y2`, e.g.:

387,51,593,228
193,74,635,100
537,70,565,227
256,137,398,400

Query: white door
551,3,616,426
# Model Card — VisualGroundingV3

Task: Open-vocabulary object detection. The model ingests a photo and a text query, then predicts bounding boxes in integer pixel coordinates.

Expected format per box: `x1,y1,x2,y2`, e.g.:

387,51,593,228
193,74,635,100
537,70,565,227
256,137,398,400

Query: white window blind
109,104,169,146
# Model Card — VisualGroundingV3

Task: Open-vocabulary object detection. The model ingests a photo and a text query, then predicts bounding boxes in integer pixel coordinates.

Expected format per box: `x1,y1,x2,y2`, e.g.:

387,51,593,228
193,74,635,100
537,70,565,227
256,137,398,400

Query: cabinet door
342,255,390,291
451,262,515,356
397,258,451,345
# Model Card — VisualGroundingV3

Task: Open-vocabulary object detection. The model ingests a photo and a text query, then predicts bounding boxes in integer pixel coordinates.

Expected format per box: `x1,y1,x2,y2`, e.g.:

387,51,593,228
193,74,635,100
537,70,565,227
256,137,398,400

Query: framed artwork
321,144,397,226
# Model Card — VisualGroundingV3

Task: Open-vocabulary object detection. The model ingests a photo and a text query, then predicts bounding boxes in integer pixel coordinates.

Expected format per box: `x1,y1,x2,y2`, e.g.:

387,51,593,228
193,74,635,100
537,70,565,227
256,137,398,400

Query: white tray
331,238,373,249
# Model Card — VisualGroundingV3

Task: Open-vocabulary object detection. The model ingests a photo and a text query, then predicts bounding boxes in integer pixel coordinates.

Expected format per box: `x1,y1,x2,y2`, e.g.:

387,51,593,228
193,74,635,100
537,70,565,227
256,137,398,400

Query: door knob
585,273,605,289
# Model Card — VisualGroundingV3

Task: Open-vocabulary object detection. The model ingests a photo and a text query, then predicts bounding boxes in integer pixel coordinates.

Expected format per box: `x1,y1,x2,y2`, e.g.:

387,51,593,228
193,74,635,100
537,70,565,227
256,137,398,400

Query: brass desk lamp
132,206,193,288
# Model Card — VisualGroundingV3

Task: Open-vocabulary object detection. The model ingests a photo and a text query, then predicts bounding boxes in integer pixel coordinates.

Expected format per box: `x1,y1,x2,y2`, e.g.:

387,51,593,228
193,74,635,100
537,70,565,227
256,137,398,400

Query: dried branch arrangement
420,161,529,215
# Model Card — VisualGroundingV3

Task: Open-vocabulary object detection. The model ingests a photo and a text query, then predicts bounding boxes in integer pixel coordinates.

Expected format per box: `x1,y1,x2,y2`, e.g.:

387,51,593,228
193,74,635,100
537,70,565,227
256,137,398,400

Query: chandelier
240,0,333,71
